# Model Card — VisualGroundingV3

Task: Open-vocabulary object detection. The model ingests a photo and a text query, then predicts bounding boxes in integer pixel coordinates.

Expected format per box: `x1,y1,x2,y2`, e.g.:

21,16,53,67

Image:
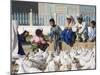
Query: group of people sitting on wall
17,15,96,55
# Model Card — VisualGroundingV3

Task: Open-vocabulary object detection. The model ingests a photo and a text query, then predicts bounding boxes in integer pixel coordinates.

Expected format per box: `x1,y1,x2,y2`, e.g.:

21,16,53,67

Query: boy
49,18,62,54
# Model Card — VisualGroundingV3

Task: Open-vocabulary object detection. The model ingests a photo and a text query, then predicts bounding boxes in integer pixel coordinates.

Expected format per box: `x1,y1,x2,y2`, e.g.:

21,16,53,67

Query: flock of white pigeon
14,47,96,74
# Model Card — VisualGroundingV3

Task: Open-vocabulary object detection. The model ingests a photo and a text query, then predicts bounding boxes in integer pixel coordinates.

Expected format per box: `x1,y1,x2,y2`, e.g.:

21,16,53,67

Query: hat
77,16,83,20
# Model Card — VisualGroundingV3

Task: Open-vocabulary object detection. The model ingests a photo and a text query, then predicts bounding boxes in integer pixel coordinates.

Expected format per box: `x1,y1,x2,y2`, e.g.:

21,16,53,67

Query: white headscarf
11,20,19,59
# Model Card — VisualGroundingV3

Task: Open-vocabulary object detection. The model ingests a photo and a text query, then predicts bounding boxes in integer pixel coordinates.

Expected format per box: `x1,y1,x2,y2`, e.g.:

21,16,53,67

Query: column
54,13,57,24
29,8,33,26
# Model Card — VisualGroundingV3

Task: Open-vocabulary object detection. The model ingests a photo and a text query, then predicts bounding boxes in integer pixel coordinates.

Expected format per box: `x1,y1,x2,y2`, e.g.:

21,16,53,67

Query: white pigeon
17,62,26,73
42,50,49,60
31,55,45,67
53,55,60,64
17,58,27,73
34,49,43,57
63,54,72,65
19,61,42,73
59,51,65,56
89,55,95,69
60,56,72,71
71,63,78,70
44,59,59,72
29,67,42,73
69,50,76,60
24,59,39,68
81,52,95,69
71,57,81,70
29,49,45,65
82,50,93,63
60,64,69,71
46,52,54,64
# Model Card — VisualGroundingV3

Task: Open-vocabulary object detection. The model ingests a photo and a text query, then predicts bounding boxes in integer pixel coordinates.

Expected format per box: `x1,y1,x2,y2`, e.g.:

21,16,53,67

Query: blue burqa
61,29,74,45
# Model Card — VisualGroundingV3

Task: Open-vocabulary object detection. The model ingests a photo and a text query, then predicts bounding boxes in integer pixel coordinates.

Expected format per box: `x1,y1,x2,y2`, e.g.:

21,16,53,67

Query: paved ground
23,41,96,54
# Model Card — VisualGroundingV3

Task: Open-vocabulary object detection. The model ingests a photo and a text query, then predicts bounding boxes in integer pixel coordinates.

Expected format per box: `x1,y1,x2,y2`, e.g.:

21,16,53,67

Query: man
88,20,96,42
74,16,88,42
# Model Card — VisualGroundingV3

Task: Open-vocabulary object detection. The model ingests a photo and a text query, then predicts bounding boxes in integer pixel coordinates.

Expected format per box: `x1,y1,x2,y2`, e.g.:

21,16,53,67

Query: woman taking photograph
61,16,76,47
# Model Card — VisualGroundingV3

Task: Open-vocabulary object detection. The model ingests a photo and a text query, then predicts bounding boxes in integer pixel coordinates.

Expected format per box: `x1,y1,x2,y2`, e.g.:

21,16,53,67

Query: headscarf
11,20,19,59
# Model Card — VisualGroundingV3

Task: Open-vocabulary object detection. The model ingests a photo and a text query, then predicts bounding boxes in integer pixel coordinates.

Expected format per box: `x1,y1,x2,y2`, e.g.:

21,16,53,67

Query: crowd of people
11,15,96,74
30,16,96,55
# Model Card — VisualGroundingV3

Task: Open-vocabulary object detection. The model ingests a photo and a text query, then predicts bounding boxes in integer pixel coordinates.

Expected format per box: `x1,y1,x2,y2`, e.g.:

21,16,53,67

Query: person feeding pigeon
49,18,62,55
18,30,29,55
31,29,49,52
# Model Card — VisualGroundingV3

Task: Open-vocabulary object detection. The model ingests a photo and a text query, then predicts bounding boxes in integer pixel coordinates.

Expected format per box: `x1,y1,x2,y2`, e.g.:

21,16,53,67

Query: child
88,20,96,42
49,18,62,54
31,29,49,52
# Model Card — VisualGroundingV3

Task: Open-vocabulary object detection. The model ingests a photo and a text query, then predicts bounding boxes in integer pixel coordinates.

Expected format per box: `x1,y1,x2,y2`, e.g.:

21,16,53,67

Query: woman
61,16,76,47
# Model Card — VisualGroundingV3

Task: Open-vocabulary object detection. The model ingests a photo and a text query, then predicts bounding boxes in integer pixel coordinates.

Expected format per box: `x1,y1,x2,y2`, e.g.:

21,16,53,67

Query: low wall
18,26,65,35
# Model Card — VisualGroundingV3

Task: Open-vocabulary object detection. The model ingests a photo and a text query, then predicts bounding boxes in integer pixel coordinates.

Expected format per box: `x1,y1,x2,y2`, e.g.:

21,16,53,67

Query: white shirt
72,22,88,34
88,27,96,40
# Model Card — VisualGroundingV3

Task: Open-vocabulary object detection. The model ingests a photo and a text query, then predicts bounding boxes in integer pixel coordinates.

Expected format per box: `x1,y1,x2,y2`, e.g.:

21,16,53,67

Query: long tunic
73,22,88,34
73,22,88,41
88,27,96,41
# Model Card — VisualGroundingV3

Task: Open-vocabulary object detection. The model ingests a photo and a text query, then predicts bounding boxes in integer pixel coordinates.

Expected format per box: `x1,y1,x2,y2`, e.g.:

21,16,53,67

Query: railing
32,13,52,26
12,12,96,26
12,12,29,25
